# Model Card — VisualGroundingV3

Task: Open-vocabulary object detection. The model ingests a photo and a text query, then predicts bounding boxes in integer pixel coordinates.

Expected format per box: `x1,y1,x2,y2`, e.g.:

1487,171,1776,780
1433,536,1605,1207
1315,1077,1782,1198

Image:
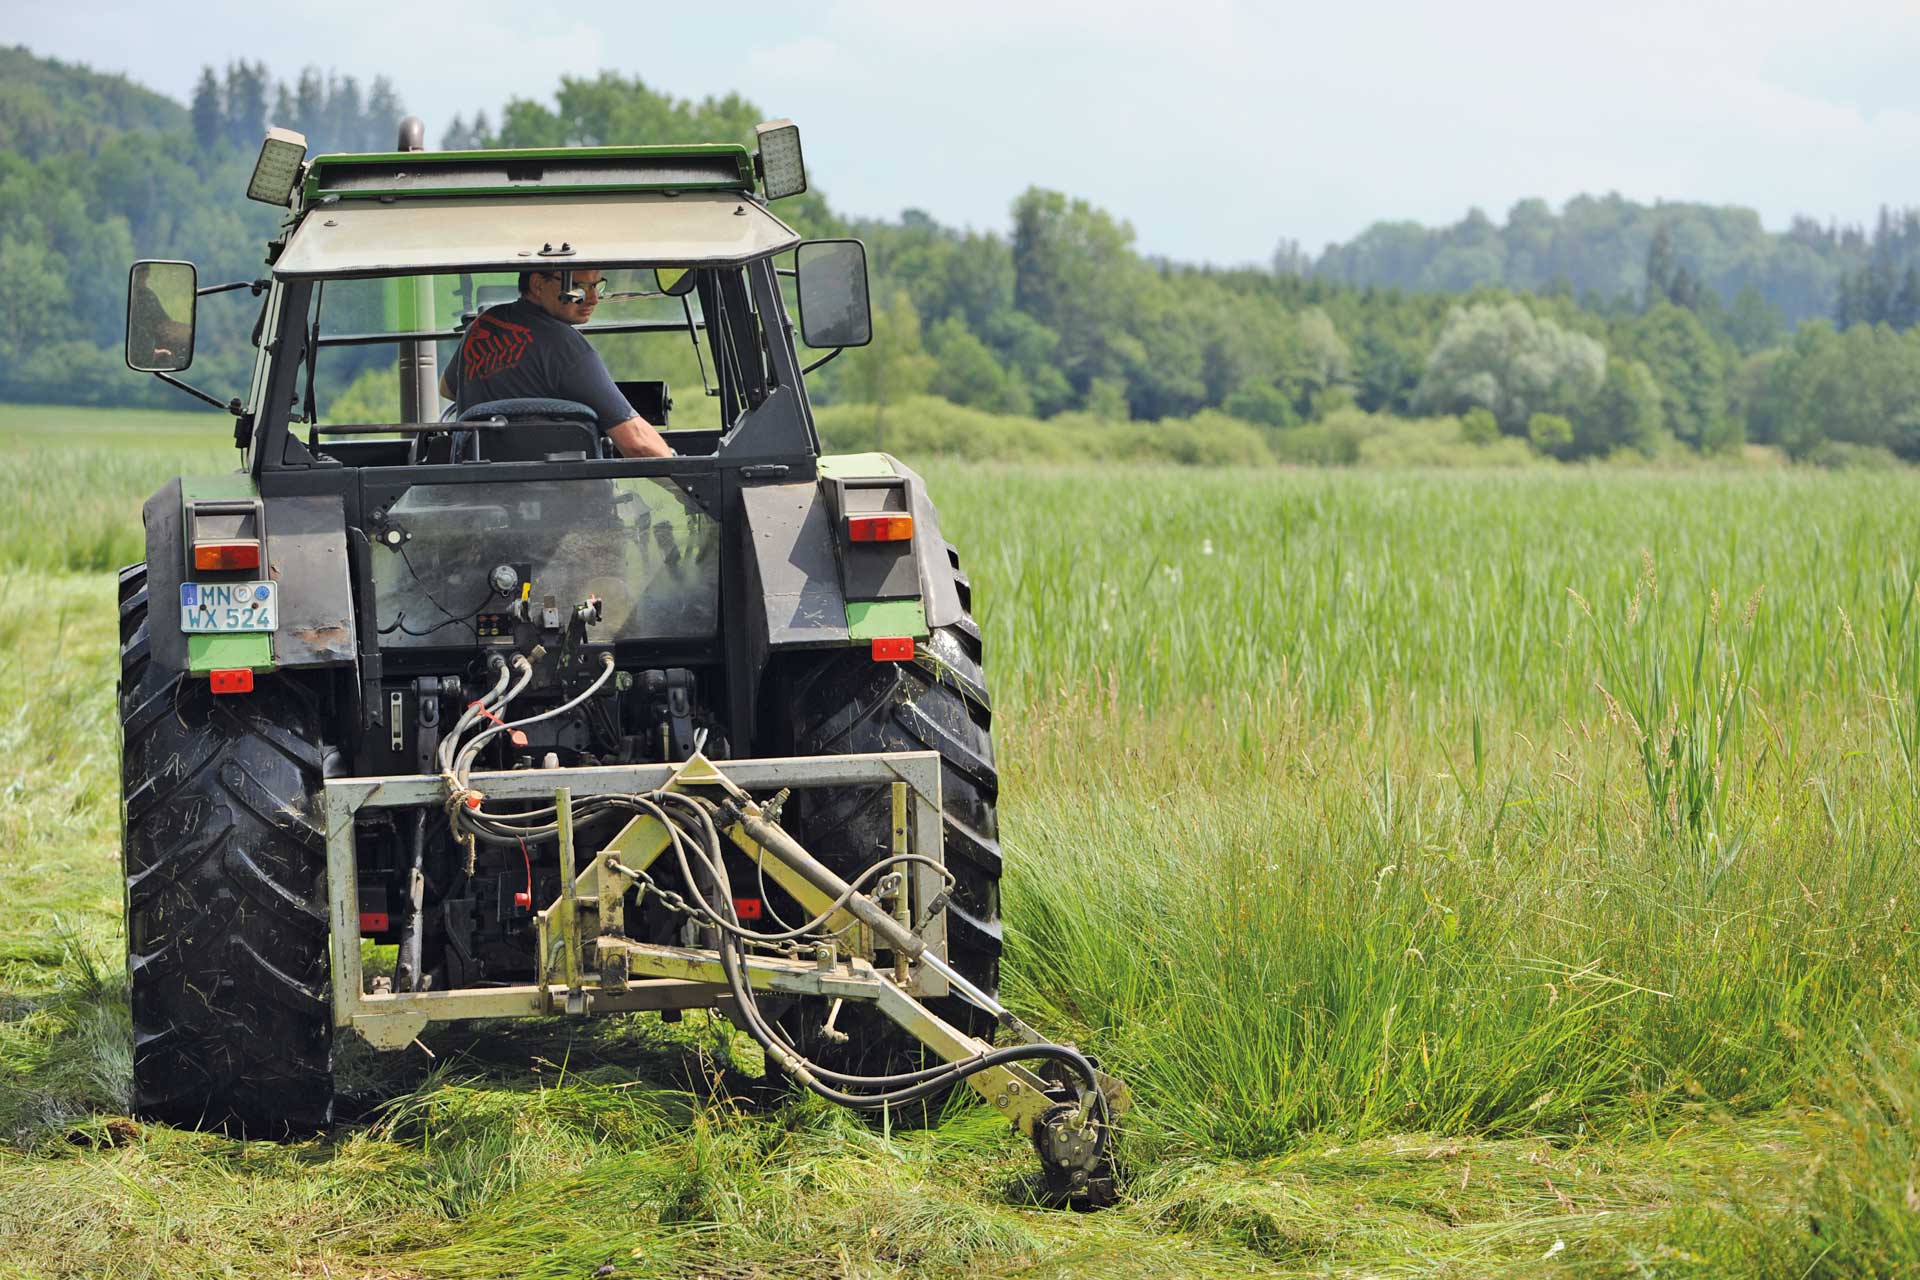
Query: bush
1527,412,1575,457
1459,407,1500,445
812,396,1274,467
1807,440,1901,470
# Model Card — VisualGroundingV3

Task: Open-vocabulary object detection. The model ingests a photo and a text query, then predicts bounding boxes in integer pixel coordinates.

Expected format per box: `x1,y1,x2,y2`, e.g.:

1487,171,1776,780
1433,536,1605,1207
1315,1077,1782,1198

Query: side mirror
126,260,198,372
655,267,696,298
794,239,872,349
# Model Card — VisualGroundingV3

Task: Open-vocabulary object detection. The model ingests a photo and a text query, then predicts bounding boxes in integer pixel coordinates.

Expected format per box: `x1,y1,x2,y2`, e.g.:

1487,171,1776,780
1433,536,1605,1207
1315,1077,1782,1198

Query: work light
756,119,806,200
247,127,308,206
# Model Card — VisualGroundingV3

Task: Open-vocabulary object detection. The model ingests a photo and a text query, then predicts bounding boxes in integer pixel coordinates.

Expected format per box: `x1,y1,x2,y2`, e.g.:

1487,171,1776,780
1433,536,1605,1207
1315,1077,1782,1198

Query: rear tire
118,563,335,1135
773,545,1002,1118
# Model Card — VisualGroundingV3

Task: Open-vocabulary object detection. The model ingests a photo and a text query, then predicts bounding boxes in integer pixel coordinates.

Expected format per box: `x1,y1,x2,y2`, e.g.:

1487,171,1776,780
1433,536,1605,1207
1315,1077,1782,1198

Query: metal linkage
322,750,1125,1201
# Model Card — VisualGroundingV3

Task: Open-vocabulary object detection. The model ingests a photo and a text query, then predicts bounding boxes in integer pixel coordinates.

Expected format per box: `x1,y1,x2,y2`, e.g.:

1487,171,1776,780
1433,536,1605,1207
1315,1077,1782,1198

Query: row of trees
4,48,1918,464
1311,194,1920,331
189,61,404,155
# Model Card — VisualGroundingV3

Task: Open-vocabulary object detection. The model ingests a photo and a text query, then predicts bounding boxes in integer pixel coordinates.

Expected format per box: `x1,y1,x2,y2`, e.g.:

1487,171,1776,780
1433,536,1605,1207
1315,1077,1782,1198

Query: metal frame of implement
323,750,1100,1144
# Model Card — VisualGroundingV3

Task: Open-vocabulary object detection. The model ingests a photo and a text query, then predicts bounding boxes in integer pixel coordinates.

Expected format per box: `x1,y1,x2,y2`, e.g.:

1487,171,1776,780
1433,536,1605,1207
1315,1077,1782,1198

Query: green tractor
119,117,1120,1202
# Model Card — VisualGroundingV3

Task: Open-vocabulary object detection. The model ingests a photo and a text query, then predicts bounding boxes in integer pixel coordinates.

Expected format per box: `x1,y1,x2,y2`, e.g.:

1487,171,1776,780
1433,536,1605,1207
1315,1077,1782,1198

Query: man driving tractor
439,267,671,458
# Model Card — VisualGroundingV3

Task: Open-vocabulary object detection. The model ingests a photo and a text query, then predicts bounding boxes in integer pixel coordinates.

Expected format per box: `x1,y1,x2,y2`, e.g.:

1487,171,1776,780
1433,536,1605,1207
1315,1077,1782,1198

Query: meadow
1,401,1916,1277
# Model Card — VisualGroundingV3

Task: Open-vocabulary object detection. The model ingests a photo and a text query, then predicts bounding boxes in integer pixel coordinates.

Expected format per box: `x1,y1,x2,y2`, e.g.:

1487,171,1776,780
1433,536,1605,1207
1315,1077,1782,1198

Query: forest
6,45,1920,465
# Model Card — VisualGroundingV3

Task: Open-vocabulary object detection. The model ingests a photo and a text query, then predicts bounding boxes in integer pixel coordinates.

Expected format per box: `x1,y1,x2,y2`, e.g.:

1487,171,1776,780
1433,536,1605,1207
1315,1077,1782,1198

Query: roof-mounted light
755,119,806,200
247,127,308,206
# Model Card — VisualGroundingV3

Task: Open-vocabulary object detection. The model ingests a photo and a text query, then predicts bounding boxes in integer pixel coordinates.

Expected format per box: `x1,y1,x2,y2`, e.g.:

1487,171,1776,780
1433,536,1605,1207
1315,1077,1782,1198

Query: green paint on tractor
846,598,927,639
818,453,897,479
188,632,274,674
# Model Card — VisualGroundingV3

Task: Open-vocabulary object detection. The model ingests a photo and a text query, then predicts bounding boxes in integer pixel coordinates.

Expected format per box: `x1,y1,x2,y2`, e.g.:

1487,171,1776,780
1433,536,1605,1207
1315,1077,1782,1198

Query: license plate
180,581,278,633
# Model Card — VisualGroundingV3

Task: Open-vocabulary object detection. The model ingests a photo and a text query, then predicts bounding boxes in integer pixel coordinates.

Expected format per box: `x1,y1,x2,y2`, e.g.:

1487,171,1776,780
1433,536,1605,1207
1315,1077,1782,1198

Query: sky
19,0,1920,267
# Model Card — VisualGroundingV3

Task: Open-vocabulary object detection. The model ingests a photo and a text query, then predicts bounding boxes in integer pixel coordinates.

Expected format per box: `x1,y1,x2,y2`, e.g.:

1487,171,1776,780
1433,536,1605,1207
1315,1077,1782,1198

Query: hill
1306,193,1920,329
0,44,186,160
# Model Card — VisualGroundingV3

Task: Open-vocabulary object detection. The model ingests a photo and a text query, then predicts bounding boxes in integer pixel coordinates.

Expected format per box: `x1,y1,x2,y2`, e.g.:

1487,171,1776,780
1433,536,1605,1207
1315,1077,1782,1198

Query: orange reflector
359,912,389,934
193,541,261,571
732,897,763,921
208,668,254,695
847,514,914,543
871,636,915,662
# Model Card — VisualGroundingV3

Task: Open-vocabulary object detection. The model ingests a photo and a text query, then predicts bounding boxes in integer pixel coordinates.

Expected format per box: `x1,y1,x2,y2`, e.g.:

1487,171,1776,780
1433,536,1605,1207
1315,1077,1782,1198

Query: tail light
847,514,913,543
193,541,262,571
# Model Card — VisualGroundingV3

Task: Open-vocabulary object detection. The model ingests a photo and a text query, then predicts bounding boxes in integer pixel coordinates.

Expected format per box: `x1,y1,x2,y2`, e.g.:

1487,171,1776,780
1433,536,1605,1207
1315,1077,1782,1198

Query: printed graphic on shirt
463,310,535,381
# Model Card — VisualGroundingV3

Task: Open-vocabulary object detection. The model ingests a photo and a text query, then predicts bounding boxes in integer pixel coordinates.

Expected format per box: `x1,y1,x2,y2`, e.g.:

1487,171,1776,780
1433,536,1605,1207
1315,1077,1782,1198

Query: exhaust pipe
395,116,439,423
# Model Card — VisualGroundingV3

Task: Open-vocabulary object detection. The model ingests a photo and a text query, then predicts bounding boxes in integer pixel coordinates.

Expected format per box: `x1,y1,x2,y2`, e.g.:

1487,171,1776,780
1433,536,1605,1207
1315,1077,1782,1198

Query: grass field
1,402,1917,1277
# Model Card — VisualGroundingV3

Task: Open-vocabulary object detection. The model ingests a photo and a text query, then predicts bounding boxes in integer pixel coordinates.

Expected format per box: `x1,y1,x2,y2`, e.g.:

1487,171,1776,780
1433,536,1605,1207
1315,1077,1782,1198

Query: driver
440,268,671,458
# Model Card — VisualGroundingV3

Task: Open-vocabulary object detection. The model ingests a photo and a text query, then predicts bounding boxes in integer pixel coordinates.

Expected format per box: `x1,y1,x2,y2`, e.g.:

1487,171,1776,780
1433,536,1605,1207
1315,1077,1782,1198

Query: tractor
118,117,1121,1203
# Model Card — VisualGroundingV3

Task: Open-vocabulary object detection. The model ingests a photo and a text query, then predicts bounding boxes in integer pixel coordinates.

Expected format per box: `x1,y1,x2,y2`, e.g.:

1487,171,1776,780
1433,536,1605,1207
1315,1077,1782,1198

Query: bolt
994,1094,1009,1108
1007,1081,1022,1094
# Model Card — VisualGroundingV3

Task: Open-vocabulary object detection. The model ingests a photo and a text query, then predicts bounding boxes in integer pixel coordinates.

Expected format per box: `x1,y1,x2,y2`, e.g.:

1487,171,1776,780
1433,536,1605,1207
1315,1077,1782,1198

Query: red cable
516,838,533,909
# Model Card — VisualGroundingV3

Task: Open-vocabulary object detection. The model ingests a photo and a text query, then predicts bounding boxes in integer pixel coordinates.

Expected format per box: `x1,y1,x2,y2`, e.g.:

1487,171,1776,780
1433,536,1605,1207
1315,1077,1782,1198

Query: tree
1527,412,1574,457
1413,301,1605,434
1619,302,1727,449
366,78,404,147
222,61,268,149
190,68,222,151
928,316,1030,415
1726,284,1785,353
1573,357,1663,457
843,291,934,445
1222,381,1294,427
1011,188,1147,399
292,68,324,140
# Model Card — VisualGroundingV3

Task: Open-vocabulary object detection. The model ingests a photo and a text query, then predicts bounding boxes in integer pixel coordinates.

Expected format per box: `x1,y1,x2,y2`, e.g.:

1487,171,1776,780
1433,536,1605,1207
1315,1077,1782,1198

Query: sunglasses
539,274,607,297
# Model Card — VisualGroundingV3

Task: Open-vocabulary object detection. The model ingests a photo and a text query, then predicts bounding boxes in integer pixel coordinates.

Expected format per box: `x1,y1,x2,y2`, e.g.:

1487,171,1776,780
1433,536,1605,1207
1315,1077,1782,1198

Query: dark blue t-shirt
444,299,635,430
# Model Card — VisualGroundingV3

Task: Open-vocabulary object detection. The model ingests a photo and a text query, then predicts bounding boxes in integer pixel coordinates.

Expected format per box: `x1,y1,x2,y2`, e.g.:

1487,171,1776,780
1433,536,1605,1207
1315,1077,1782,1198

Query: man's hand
607,415,671,458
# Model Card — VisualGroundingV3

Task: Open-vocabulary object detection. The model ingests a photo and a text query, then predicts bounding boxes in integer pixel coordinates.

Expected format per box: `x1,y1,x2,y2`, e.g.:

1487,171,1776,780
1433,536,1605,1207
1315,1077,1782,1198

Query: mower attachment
323,751,1126,1205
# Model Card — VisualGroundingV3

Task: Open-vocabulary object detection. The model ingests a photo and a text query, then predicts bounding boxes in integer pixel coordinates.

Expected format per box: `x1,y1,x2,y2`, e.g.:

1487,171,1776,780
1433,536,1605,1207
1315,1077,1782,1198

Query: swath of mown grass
3,424,1919,1274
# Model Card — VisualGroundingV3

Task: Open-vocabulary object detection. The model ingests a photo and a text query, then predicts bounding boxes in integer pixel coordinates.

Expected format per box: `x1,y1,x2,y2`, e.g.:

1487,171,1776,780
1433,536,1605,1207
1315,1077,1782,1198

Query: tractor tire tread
118,563,334,1137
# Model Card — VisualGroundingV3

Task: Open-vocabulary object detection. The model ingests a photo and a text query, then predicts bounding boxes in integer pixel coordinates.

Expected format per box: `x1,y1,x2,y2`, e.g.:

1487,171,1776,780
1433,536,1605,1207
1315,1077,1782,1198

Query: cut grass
1,415,1916,1274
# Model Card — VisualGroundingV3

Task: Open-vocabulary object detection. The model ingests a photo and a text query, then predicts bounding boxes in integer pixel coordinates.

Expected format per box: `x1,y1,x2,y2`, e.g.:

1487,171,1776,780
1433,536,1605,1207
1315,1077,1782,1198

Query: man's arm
606,415,671,458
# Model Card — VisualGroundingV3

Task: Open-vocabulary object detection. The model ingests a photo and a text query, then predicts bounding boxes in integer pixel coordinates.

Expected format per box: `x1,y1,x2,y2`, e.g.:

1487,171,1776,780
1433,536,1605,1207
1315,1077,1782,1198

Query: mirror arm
197,278,269,298
153,371,241,414
799,347,843,377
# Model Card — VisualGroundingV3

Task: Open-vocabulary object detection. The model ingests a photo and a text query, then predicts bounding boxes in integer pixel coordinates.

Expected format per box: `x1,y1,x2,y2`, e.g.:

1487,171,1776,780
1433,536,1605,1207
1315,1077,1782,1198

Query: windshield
307,269,731,428
371,476,719,648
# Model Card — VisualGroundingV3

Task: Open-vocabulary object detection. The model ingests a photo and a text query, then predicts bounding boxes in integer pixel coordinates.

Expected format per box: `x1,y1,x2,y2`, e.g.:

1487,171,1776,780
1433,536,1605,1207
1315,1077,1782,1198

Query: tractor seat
452,398,603,462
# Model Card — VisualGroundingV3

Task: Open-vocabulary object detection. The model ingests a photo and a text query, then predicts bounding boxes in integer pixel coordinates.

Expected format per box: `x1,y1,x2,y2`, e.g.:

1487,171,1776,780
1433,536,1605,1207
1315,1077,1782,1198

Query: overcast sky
20,0,1920,265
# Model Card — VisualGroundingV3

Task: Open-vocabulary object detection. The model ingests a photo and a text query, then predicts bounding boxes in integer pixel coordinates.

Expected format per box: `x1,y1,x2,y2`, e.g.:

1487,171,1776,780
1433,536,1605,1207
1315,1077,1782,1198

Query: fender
734,450,967,708
142,474,357,674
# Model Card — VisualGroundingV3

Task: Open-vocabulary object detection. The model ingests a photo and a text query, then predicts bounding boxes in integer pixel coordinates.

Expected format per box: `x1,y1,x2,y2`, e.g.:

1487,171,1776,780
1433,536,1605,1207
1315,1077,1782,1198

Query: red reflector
359,912,389,933
847,514,914,543
208,668,254,694
732,897,763,921
870,637,915,662
193,541,261,571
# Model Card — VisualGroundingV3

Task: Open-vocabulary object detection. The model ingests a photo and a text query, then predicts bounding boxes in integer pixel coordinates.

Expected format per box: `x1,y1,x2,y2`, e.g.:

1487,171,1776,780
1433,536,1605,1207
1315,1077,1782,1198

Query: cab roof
274,189,801,279
301,143,757,202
